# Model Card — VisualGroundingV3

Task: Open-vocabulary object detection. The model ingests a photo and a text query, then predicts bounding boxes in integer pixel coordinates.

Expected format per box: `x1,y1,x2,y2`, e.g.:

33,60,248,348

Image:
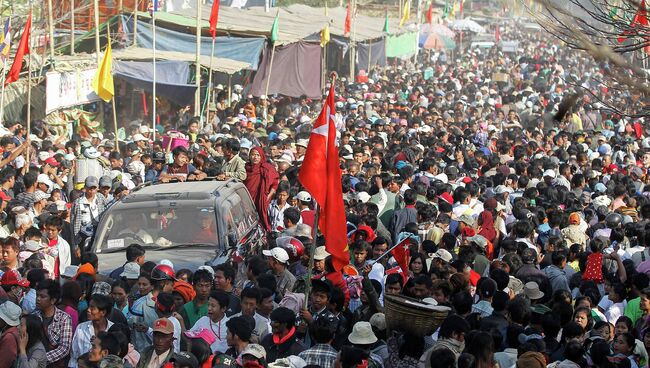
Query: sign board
46,69,101,114
499,41,519,53
492,72,509,83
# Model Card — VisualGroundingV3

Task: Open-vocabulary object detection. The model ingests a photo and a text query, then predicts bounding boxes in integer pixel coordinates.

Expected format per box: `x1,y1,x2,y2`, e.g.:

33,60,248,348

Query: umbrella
419,32,456,50
448,18,484,33
430,23,455,38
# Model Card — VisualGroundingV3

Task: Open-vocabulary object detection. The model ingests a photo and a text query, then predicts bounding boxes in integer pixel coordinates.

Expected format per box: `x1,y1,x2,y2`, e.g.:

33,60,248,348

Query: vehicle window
236,188,258,228
95,206,218,251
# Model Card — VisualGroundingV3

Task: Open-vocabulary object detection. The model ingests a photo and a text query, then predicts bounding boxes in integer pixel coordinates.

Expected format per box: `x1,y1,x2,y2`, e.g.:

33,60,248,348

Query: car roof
117,180,245,205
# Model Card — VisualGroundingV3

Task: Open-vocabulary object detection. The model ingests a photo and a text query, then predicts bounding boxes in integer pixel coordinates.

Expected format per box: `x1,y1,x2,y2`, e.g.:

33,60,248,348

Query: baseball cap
169,352,199,368
477,277,497,299
153,318,174,334
240,344,266,360
37,174,53,189
431,249,453,263
294,191,312,202
543,169,556,178
1,269,29,287
99,176,113,188
85,176,99,188
44,157,59,167
119,262,140,280
132,134,147,142
262,247,290,264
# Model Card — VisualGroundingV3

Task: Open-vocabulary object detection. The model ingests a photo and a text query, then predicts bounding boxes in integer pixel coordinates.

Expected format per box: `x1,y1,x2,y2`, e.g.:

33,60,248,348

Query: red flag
344,1,352,36
618,0,648,43
209,0,220,39
459,0,464,15
390,237,412,280
495,25,501,43
426,1,433,24
5,13,31,87
298,83,348,272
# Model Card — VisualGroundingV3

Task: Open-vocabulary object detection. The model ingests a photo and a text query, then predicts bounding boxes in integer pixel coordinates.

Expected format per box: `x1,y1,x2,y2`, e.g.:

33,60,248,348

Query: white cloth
69,320,114,368
190,315,230,354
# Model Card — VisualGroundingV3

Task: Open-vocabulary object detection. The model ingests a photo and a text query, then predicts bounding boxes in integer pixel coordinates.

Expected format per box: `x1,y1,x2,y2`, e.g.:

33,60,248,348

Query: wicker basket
384,294,451,336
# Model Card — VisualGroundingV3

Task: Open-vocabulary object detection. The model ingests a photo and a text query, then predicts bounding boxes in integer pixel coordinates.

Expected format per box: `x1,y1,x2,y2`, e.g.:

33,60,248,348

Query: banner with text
46,69,101,113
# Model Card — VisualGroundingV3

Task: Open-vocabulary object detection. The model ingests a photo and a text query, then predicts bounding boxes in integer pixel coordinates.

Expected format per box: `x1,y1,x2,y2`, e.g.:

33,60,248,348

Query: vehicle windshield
94,206,219,252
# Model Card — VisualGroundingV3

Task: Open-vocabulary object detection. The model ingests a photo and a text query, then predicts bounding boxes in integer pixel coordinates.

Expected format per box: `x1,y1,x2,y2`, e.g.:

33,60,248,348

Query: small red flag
298,83,348,272
5,13,31,87
618,0,648,43
344,1,352,37
495,25,501,43
390,237,412,280
426,1,433,24
209,0,220,39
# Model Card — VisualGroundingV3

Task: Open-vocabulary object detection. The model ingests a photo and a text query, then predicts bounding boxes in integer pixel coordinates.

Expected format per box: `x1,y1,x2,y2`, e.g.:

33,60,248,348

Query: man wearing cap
136,318,175,368
71,176,107,245
294,191,315,229
263,247,295,299
0,301,21,364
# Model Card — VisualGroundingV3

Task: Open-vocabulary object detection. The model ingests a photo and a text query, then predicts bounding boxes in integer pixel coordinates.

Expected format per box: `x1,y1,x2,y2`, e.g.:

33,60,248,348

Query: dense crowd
0,15,647,368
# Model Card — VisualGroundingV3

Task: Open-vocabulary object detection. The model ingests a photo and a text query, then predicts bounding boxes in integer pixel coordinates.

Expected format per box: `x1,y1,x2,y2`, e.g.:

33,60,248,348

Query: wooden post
152,3,157,141
194,0,202,120
94,0,101,65
133,0,138,47
264,44,276,100
26,4,33,165
107,24,120,152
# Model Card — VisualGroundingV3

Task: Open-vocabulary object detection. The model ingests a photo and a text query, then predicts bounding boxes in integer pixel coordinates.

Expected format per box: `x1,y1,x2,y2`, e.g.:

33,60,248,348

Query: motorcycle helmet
151,264,176,281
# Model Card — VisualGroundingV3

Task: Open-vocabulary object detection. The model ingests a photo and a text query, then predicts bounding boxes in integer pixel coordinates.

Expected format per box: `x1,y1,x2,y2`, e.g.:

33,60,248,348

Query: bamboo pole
205,36,215,129
107,24,119,152
194,0,202,120
47,0,55,60
71,0,75,54
94,0,100,65
227,74,232,106
0,18,10,125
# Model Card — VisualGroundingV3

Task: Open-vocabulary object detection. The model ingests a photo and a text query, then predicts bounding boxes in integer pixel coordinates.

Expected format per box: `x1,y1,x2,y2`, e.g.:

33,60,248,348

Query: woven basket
384,294,451,336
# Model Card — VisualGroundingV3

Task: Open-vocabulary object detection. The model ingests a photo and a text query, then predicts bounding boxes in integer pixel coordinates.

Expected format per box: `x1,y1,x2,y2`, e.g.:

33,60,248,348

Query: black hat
152,151,166,162
169,352,199,368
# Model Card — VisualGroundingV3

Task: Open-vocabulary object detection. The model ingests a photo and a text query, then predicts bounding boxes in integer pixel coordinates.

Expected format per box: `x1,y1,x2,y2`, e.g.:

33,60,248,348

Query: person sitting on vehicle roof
158,147,206,183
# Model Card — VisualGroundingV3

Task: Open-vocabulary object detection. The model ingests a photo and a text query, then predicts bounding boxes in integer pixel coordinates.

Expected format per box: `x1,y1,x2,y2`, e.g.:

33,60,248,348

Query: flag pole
0,17,10,126
264,43,276,102
47,0,55,60
194,0,202,123
133,0,139,46
26,4,33,165
152,1,157,141
205,36,215,129
106,24,119,152
71,0,75,54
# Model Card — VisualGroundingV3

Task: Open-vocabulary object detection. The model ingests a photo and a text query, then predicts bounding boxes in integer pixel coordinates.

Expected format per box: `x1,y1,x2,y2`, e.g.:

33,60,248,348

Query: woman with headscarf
244,147,279,232
478,210,497,260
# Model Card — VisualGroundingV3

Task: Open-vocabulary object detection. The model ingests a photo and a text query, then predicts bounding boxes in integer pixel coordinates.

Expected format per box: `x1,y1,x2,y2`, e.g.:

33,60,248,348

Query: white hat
295,191,312,202
262,247,290,264
90,131,104,140
431,249,453,263
234,84,243,91
38,151,51,161
37,174,53,189
296,139,309,148
83,147,101,159
139,125,151,134
160,259,174,270
197,265,215,277
215,84,224,90
348,321,378,344
433,173,448,184
524,281,544,300
119,262,141,280
133,133,147,142
543,169,556,178
494,185,513,195
313,246,330,261
0,301,21,326
299,116,311,124
62,265,79,279
356,192,371,203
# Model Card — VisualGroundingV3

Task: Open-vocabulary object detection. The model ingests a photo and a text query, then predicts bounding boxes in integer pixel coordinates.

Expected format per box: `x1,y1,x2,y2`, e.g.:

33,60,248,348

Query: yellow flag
399,0,410,27
320,24,330,47
92,41,114,102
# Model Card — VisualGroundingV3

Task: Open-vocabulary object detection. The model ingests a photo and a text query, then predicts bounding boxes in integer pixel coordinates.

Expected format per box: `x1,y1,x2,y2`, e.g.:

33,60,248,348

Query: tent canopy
112,47,251,74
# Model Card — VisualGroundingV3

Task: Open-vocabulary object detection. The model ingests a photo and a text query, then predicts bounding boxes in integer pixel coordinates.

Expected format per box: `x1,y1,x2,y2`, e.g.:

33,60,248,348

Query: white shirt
190,315,229,354
69,320,114,368
55,236,71,277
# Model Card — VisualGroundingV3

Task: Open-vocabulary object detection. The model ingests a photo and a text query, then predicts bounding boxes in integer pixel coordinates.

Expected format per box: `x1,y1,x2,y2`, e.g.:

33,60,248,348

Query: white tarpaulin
46,69,101,113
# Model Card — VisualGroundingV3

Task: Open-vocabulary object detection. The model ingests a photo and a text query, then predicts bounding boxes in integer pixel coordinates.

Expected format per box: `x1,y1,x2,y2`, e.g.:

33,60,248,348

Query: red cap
44,157,59,167
461,177,473,184
1,270,29,288
438,192,454,205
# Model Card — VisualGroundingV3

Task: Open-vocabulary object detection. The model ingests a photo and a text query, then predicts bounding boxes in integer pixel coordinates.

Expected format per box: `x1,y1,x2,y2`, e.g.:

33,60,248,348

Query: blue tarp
120,16,266,70
113,60,198,105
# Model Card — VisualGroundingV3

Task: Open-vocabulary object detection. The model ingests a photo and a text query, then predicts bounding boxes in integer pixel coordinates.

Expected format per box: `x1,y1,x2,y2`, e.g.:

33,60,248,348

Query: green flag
270,11,279,43
383,10,389,33
443,0,449,18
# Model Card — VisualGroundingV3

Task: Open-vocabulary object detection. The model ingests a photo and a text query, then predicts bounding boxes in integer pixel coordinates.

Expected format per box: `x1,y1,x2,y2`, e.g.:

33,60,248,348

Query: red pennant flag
460,0,464,15
209,0,220,39
344,1,352,37
298,83,348,272
390,237,412,280
5,13,31,87
426,1,433,24
618,0,648,43
495,25,501,42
